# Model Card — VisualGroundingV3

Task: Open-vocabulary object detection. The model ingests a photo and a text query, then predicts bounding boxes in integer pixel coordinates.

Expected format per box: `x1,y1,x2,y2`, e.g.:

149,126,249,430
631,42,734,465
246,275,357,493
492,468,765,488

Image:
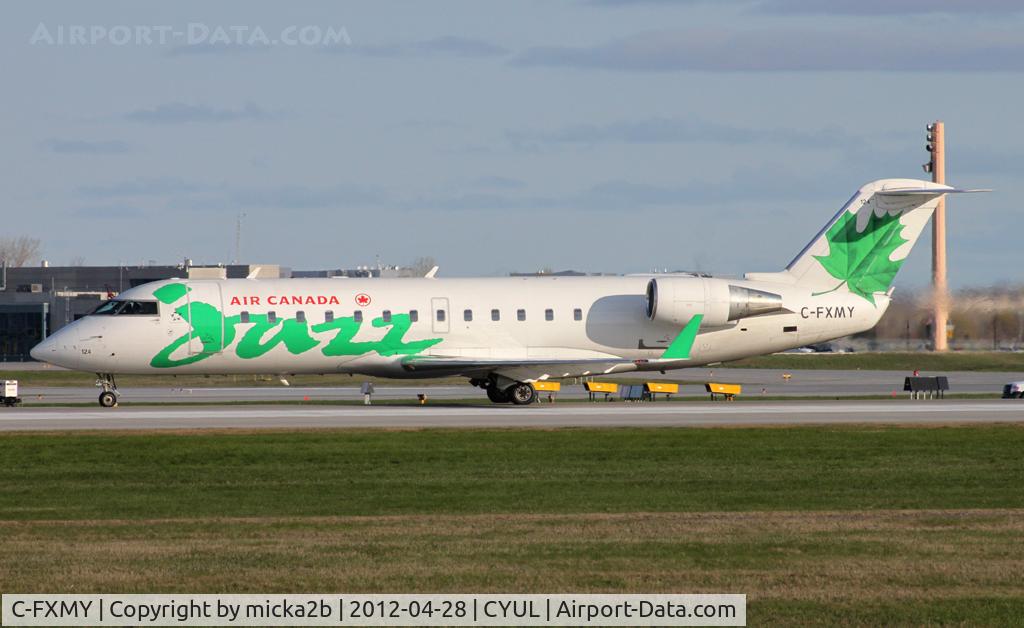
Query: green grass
2,426,1022,519
725,351,1024,371
3,426,1023,625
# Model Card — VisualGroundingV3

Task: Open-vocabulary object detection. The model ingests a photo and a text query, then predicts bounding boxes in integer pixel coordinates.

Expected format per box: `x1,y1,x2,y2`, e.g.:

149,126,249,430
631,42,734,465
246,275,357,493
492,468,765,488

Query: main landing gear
486,386,510,404
474,378,536,405
507,383,536,405
96,373,119,408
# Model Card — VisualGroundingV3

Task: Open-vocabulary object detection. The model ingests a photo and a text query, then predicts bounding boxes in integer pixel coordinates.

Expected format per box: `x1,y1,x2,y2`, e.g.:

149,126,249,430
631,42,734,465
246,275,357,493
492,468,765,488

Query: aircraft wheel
98,391,118,408
507,383,536,405
486,386,510,404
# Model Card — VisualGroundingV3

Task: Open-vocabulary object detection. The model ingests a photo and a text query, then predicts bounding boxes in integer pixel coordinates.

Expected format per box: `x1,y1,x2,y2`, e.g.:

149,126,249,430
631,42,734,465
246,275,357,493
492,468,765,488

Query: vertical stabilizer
785,179,980,305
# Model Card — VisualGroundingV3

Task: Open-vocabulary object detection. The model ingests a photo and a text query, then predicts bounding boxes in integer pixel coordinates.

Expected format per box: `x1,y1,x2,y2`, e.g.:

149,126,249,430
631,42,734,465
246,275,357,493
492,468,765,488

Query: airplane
31,178,983,407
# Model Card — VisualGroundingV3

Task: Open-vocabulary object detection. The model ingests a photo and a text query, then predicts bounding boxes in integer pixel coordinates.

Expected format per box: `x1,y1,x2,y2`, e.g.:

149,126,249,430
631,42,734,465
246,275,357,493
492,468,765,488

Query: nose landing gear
96,374,119,408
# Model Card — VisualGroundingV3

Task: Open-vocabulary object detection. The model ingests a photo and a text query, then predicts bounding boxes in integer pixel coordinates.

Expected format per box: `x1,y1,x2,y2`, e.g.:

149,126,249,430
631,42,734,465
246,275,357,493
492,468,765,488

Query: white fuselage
31,274,884,379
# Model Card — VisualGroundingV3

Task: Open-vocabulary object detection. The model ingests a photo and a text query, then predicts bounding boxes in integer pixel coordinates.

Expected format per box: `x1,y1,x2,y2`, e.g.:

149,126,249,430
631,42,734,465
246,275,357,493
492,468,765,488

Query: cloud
515,29,1024,72
165,43,273,56
508,118,860,149
231,184,386,209
72,204,148,218
123,102,286,124
588,0,1024,15
71,167,839,217
755,0,1024,15
42,139,131,155
77,179,384,212
78,177,218,198
401,165,834,213
471,175,527,189
949,146,1024,175
330,36,507,58
568,166,834,209
588,0,726,6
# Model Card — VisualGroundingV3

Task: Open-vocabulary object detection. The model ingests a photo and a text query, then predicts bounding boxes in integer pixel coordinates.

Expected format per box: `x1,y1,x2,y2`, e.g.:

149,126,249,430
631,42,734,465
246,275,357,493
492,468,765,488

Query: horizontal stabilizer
876,186,991,197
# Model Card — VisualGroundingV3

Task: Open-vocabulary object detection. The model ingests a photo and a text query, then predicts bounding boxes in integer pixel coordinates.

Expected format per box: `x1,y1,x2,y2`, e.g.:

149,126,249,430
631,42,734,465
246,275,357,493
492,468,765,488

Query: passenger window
436,309,446,322
464,309,473,322
240,311,250,324
354,310,363,323
382,310,392,323
545,308,554,321
296,311,306,323
517,309,526,321
267,311,277,323
410,309,418,322
491,309,500,321
325,310,334,323
574,308,583,321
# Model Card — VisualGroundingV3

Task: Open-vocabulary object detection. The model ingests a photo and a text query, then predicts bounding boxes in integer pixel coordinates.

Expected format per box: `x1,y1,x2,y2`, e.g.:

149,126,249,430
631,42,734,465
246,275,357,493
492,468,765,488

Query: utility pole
924,121,948,351
234,211,246,264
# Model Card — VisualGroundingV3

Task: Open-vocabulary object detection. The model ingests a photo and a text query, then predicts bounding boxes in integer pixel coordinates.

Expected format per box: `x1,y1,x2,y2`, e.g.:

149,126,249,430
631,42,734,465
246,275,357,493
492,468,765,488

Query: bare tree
69,255,86,267
0,236,41,267
403,256,438,277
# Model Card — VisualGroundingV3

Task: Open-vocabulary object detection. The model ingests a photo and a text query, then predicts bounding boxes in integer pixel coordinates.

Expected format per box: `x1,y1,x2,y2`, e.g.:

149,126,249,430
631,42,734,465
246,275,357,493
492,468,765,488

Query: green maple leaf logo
813,209,908,305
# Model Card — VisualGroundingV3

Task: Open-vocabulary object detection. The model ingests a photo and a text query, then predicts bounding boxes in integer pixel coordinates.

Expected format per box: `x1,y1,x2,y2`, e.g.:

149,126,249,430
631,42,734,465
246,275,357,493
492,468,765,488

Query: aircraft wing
400,355,697,381
400,356,643,381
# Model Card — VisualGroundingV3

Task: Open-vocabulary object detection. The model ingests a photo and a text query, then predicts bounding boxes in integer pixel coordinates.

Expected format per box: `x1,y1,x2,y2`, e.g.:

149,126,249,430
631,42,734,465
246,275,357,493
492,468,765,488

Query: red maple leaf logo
355,293,371,307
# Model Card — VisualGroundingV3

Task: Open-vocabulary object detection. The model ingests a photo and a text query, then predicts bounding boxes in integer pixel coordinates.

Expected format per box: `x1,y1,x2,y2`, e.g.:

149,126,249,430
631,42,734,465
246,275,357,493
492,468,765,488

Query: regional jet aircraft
31,179,981,407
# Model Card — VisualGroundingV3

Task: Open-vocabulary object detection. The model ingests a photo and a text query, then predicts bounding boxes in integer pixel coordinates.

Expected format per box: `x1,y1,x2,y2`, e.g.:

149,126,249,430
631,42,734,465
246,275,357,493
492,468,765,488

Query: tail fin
781,178,985,305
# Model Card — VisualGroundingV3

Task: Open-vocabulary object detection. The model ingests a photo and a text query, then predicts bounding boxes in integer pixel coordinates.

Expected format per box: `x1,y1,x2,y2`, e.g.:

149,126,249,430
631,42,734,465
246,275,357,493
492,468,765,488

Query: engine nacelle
645,277,785,327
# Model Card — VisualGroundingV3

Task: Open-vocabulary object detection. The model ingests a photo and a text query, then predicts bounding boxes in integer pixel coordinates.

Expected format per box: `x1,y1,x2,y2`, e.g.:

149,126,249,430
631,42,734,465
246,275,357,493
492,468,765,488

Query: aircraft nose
30,335,55,362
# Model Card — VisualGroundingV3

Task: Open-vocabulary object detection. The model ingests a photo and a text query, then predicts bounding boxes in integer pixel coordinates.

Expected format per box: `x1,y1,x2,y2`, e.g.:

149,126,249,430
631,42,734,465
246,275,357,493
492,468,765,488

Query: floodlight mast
927,121,948,351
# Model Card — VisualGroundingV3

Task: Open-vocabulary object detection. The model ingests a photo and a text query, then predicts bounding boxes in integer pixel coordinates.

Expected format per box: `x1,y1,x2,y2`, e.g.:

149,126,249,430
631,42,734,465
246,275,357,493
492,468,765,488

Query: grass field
2,426,1023,625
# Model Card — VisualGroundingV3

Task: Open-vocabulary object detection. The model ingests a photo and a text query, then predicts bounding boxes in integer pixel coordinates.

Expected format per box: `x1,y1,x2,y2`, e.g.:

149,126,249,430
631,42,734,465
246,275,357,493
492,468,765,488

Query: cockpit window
90,300,159,316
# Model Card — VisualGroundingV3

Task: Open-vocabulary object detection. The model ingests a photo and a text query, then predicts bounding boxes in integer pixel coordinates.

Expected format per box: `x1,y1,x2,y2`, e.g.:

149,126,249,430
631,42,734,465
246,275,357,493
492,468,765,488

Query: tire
507,383,536,405
486,386,510,404
98,391,117,408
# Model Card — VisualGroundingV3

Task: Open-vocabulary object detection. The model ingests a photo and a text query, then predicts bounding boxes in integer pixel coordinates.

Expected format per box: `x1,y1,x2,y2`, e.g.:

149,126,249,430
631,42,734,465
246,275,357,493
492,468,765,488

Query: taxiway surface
13,367,1019,405
1,400,1021,431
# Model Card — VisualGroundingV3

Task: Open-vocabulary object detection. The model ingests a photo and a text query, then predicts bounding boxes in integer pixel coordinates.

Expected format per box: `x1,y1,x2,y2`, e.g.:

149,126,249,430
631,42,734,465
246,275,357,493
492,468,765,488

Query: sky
2,0,1021,288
